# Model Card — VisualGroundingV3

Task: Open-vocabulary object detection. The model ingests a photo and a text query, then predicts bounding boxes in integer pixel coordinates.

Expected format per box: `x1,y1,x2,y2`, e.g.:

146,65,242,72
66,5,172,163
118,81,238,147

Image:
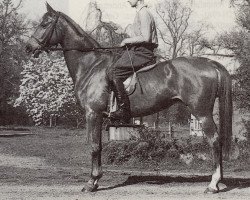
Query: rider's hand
120,38,130,47
120,41,126,47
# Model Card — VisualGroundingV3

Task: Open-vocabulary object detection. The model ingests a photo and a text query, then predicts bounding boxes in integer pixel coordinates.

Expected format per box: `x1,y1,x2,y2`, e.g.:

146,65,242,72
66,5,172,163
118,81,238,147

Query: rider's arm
121,9,151,46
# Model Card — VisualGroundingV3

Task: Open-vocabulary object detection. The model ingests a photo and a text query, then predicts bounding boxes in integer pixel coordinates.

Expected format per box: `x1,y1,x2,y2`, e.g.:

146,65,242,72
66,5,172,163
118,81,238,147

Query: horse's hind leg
82,109,103,192
198,114,222,193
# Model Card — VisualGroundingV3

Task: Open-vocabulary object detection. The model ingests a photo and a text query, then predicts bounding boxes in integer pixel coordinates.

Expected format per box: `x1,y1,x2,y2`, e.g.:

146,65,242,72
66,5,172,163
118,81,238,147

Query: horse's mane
59,12,101,48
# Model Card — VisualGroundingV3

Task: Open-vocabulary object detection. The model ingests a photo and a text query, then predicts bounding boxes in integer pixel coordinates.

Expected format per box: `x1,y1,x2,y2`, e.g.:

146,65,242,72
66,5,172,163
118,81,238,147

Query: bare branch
204,53,235,57
155,0,197,58
157,27,171,45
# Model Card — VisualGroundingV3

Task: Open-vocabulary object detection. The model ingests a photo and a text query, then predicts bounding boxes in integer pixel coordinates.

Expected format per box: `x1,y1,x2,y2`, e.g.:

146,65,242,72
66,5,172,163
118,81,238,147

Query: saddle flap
123,62,158,95
136,62,159,73
123,72,137,94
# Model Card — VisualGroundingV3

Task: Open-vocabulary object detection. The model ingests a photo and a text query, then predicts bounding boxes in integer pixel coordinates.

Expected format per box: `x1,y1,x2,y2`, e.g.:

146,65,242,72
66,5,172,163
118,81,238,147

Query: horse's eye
41,21,50,28
41,18,52,28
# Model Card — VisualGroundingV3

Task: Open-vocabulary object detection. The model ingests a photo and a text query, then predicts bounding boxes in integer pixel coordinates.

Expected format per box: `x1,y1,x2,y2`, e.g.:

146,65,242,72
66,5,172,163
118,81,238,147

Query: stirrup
109,109,131,121
102,111,110,118
102,111,130,124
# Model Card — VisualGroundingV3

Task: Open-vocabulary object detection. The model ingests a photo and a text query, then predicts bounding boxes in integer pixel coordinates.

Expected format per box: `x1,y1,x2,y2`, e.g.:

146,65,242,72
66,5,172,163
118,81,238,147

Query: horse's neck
63,48,115,85
59,18,99,81
59,18,117,85
60,18,100,50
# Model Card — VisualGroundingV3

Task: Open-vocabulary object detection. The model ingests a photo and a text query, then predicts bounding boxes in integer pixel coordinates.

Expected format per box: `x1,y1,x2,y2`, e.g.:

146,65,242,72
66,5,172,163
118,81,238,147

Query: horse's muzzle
25,43,42,58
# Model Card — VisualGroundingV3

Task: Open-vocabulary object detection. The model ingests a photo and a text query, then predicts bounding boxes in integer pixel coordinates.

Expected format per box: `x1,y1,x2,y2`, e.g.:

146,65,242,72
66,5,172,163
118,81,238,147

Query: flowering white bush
14,52,80,125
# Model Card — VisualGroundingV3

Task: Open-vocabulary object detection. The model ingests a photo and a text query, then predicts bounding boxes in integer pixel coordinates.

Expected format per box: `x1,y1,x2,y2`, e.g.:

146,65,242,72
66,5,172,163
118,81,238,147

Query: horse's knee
91,144,102,155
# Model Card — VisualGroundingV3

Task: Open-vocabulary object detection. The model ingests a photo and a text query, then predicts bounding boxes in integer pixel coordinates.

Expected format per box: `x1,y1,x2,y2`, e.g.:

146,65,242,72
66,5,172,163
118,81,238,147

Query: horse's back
172,56,223,73
129,56,225,115
136,56,221,85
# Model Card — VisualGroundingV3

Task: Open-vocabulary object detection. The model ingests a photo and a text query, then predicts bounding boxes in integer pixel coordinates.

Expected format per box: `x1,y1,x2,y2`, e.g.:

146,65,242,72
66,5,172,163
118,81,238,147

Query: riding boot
109,78,131,124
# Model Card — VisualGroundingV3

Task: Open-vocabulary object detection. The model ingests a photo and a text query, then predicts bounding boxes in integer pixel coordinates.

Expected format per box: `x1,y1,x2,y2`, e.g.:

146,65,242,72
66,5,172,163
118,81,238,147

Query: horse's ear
46,2,56,14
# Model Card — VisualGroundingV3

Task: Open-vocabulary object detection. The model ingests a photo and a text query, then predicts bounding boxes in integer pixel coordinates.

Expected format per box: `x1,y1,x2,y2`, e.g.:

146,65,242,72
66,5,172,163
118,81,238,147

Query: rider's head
127,0,144,8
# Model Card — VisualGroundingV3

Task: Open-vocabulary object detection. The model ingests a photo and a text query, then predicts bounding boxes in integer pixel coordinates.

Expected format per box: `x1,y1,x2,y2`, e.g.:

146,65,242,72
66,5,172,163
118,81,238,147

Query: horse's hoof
204,187,219,194
82,183,99,193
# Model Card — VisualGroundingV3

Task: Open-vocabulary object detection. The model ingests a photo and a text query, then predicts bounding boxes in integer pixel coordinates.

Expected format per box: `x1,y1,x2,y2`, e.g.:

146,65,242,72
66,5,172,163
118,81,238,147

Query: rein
42,46,124,53
33,12,124,54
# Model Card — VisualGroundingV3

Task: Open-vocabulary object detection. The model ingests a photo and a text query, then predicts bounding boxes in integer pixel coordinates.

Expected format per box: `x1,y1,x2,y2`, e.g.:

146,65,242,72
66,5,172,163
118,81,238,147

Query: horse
25,3,232,194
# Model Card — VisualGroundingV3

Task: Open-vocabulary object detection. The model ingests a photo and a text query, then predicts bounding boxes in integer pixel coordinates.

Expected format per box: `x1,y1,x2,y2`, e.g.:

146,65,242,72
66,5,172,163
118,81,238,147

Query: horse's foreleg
201,116,222,194
83,110,103,192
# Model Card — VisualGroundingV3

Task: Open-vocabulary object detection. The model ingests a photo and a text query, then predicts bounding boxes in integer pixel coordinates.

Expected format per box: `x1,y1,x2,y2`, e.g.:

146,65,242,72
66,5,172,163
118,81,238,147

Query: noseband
31,13,60,50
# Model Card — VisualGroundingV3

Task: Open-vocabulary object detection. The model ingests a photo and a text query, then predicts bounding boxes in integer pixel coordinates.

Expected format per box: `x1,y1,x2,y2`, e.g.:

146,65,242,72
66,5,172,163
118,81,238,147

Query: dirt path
0,153,249,200
0,182,249,200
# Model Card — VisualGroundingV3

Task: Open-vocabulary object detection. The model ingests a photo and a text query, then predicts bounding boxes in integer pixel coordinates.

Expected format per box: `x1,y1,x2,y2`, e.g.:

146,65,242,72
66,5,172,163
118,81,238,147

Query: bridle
31,13,60,51
31,12,123,53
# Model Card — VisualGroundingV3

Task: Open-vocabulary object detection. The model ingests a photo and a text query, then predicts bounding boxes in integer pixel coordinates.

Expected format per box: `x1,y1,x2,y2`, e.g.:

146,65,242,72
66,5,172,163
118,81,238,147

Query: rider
107,0,158,123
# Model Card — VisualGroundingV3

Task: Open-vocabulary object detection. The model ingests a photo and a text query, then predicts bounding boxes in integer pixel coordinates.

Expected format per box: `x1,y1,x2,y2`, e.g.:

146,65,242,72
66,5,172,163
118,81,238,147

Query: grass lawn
0,126,135,186
0,126,249,175
0,127,92,168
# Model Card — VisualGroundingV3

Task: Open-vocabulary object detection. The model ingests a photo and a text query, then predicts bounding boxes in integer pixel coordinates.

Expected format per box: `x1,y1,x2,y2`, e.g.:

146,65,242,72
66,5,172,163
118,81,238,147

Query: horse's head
26,3,62,57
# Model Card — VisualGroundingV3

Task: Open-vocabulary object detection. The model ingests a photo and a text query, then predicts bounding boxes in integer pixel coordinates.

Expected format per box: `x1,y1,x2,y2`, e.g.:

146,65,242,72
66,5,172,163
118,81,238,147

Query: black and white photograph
0,0,249,199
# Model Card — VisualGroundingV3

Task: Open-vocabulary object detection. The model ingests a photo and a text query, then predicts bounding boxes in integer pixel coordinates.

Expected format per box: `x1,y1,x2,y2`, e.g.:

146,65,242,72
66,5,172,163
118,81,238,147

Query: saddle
123,62,159,95
108,62,159,124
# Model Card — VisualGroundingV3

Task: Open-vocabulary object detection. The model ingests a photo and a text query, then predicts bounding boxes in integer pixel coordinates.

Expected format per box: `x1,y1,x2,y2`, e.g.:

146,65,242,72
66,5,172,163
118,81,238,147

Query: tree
14,52,84,126
216,0,250,142
229,0,250,6
156,0,192,59
156,0,210,59
218,0,250,111
185,24,210,56
83,1,126,47
0,0,29,124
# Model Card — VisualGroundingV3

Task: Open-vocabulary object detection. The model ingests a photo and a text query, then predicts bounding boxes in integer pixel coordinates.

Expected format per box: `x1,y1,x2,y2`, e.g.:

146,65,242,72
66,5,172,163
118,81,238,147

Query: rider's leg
109,77,131,123
106,46,155,122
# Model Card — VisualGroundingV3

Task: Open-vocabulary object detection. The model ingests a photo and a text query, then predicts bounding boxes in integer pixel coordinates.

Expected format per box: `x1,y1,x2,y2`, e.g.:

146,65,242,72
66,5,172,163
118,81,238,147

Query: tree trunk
154,112,160,129
139,117,143,125
49,115,53,127
54,115,57,127
169,122,174,138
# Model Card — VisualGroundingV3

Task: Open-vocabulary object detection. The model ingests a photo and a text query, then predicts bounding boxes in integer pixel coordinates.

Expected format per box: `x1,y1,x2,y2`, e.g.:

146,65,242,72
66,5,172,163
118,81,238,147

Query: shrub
134,141,151,160
166,147,180,159
103,127,184,165
102,127,249,170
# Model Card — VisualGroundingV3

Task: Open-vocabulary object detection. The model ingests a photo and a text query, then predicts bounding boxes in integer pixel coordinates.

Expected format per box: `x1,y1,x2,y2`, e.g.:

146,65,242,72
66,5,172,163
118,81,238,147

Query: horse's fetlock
91,172,103,180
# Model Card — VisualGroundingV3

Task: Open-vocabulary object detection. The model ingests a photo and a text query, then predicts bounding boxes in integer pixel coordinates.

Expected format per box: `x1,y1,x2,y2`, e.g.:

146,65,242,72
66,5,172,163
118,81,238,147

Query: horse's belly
129,88,176,117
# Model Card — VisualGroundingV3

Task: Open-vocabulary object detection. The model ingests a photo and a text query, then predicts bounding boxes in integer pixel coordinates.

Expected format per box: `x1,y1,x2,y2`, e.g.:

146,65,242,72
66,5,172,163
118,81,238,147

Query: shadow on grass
97,175,250,192
0,127,30,131
0,133,33,138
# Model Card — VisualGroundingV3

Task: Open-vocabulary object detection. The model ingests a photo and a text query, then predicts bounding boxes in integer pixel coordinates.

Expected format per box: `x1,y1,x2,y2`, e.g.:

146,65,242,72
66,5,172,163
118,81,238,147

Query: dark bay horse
26,4,232,194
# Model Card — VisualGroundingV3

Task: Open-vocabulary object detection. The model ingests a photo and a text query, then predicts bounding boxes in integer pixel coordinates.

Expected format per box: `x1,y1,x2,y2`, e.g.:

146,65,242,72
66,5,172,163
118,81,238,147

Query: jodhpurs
107,44,156,82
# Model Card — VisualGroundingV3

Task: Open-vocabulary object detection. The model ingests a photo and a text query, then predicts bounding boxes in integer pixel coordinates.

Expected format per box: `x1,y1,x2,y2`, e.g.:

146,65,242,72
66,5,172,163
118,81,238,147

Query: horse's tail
216,64,233,160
